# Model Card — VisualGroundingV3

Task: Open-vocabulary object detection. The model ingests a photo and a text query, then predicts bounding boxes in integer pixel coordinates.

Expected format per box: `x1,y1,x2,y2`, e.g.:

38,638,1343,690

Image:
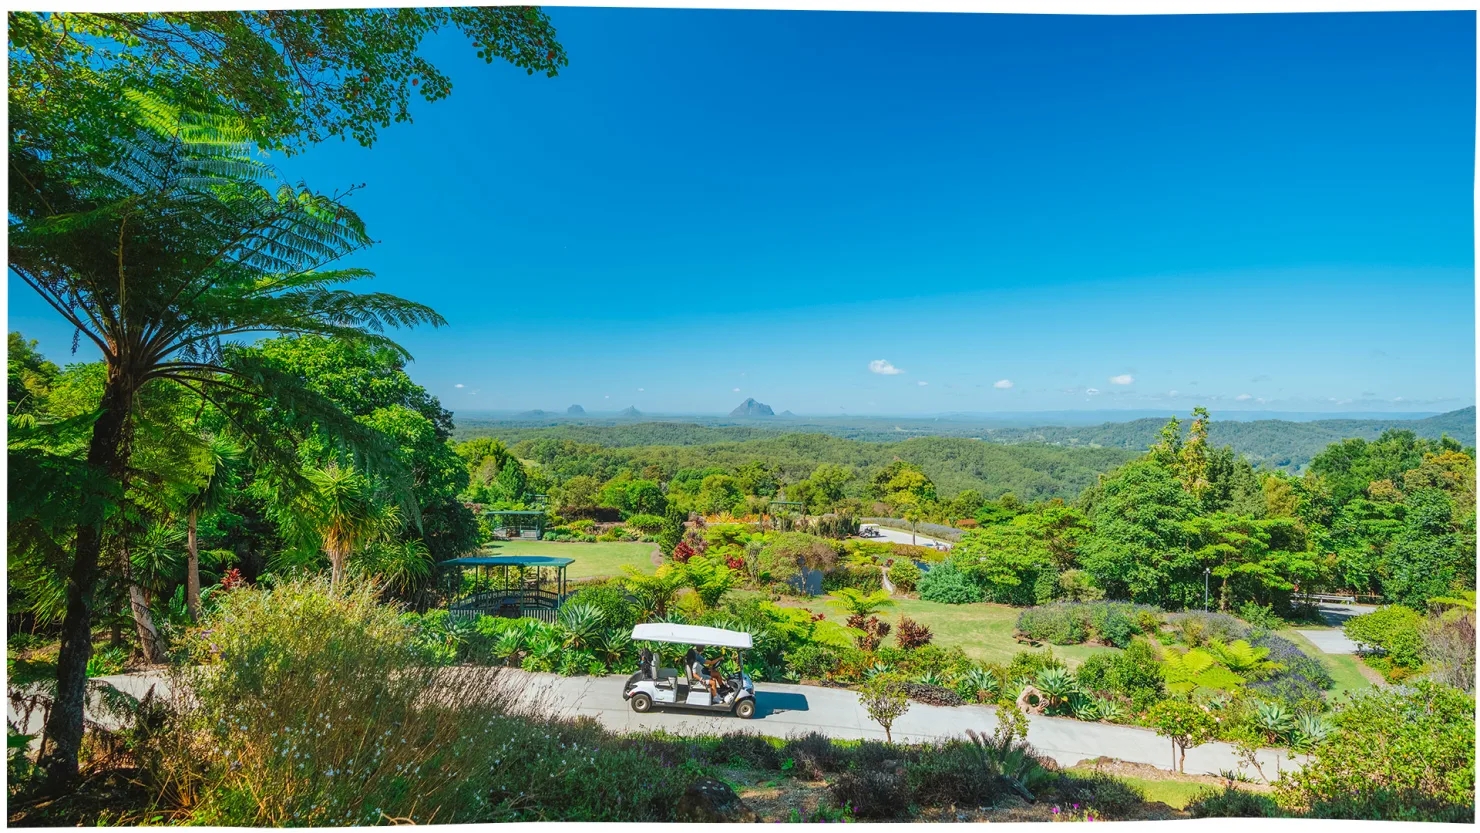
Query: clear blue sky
8,10,1476,416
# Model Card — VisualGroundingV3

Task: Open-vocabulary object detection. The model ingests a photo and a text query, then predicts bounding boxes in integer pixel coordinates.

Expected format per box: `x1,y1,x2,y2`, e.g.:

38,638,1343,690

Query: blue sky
8,10,1475,416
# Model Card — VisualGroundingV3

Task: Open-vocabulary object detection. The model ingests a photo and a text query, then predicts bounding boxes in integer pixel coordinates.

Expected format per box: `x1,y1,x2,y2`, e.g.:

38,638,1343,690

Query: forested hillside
978,407,1475,471
456,407,1475,473
506,432,1136,503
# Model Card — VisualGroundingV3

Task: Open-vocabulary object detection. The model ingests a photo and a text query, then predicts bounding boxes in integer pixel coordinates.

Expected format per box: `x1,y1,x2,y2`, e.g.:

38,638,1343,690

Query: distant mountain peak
618,405,642,417
513,409,549,419
779,410,796,418
567,404,585,415
730,398,775,417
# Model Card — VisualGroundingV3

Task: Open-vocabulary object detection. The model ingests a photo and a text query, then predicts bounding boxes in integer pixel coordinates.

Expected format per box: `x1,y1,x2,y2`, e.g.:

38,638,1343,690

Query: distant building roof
442,555,574,568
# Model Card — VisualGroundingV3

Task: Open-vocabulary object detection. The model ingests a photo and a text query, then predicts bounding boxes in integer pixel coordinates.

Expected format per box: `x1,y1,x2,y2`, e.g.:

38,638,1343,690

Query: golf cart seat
639,648,657,680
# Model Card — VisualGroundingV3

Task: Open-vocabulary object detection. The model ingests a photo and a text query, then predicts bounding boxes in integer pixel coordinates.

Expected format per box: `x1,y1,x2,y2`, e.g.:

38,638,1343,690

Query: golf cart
623,623,757,719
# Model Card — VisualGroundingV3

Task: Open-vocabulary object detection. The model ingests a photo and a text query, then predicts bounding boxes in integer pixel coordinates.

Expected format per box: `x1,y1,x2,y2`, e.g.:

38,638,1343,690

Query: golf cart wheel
735,699,756,719
630,692,653,714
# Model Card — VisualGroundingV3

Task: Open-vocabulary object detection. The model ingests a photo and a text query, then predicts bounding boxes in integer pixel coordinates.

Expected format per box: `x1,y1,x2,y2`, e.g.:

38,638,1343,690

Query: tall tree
11,110,438,786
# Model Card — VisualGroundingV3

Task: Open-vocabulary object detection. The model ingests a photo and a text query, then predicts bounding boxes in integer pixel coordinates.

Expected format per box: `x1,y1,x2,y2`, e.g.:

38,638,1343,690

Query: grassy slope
1277,628,1374,698
480,540,658,580
770,594,1117,667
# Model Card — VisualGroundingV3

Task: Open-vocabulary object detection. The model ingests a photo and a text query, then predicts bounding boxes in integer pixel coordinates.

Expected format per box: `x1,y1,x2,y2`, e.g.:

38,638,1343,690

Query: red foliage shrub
896,615,933,650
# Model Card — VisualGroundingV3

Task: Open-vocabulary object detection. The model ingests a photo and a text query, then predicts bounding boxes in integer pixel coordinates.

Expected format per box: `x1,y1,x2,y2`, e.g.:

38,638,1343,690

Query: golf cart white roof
630,623,753,649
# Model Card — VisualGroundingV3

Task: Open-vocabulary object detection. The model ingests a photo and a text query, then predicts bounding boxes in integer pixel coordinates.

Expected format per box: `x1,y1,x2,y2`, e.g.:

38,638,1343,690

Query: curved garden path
40,668,1301,781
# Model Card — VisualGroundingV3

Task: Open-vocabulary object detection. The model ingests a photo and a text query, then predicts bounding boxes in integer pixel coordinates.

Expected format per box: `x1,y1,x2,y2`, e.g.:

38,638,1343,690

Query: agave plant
525,631,563,672
1290,712,1333,752
916,669,949,687
864,662,895,681
958,667,1000,702
1253,700,1295,743
1067,692,1100,721
593,629,633,668
1093,698,1126,723
1034,667,1079,712
557,602,606,651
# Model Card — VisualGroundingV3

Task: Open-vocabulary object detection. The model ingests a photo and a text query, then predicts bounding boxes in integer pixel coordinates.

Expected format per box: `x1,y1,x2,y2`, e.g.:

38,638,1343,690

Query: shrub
1344,605,1425,669
859,673,912,743
1245,631,1331,710
712,732,782,770
1237,601,1283,630
905,741,1003,806
1102,639,1165,711
1167,611,1250,647
1067,772,1147,819
1186,786,1283,818
822,564,883,593
782,731,849,777
1146,699,1219,773
565,579,639,635
896,616,933,650
624,513,666,533
889,543,943,563
918,561,982,605
1273,681,1475,822
784,643,843,680
887,560,921,592
903,682,963,707
829,768,909,819
1056,569,1105,602
1017,605,1091,645
157,578,693,825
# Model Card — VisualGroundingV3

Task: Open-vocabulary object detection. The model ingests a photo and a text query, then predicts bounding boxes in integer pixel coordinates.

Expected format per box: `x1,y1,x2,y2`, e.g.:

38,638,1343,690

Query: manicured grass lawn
768,594,1117,667
479,540,658,580
1278,628,1374,698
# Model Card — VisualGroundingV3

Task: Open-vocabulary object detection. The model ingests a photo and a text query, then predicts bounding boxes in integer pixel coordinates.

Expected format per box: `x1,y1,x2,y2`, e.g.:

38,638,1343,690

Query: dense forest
456,407,1475,474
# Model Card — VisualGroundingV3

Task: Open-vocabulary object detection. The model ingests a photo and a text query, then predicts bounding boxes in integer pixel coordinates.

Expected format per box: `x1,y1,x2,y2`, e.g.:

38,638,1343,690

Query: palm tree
295,464,389,587
11,98,441,785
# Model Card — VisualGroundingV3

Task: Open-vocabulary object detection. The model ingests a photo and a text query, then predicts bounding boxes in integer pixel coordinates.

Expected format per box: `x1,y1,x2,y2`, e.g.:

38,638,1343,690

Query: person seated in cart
624,623,757,719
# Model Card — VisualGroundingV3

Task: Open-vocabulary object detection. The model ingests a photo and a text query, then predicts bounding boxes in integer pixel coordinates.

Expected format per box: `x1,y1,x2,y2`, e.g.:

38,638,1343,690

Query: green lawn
479,540,658,580
1066,770,1213,810
1278,628,1374,698
772,594,1117,667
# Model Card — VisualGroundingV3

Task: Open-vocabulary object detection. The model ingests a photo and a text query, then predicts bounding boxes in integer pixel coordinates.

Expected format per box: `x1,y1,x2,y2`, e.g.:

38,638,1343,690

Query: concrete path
1295,629,1361,655
35,668,1299,780
859,524,953,550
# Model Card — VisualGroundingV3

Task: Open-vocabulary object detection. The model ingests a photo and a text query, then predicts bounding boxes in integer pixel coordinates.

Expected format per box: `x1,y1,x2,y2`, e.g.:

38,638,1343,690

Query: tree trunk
186,508,201,621
38,371,135,790
330,547,345,587
123,546,166,665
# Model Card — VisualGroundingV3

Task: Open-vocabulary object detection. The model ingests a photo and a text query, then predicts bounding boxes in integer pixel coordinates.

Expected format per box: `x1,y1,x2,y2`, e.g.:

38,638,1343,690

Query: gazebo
441,555,573,623
484,509,547,540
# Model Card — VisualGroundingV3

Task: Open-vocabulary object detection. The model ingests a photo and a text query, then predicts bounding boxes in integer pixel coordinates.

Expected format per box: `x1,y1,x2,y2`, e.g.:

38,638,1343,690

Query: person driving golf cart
624,623,757,719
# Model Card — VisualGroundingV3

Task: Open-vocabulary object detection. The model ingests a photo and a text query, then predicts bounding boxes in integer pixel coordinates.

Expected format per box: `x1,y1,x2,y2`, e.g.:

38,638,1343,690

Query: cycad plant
963,727,1053,802
14,96,443,782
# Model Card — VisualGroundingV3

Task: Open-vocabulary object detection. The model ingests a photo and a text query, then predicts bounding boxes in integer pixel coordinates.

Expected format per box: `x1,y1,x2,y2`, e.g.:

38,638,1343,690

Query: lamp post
1204,568,1210,612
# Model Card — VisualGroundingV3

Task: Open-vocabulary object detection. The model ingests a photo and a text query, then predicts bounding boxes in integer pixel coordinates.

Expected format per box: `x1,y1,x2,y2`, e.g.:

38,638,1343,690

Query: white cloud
1085,388,1101,396
733,387,741,392
868,359,904,375
454,383,465,388
994,379,1014,389
1167,390,1179,397
1109,374,1134,385
604,395,610,399
1236,394,1252,401
637,388,645,392
918,381,928,386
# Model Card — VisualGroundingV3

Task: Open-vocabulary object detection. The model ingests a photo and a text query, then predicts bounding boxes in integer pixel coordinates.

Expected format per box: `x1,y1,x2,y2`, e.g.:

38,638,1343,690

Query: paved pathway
35,668,1300,780
859,523,953,550
1295,629,1361,655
